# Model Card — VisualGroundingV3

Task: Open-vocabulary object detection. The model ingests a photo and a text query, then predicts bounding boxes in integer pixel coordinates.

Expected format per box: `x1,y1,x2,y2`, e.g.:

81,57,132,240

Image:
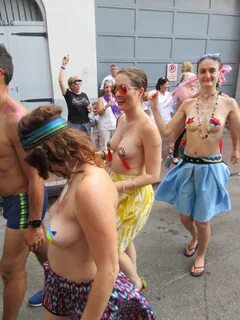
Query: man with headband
0,43,48,319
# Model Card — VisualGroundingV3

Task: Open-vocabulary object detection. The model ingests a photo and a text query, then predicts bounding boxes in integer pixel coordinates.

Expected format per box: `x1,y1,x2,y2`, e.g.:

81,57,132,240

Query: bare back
0,95,29,196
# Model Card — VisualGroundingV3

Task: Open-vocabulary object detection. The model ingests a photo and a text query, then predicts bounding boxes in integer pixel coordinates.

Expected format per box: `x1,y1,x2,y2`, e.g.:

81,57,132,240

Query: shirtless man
0,44,48,319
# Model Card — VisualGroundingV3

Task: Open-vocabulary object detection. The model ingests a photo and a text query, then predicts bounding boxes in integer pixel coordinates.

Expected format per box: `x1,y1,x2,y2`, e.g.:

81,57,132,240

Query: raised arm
227,98,240,163
75,170,119,320
149,91,186,137
58,55,70,95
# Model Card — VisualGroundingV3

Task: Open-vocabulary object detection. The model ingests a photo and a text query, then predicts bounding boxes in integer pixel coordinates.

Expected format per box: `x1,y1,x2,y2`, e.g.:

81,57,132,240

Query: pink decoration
219,65,232,85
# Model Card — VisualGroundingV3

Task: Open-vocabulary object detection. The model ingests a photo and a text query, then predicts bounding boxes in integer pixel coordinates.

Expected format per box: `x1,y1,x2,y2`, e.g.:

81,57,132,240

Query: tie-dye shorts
42,262,156,319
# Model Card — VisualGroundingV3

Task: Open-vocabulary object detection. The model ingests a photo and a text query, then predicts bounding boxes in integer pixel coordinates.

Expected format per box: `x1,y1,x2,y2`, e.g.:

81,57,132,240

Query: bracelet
121,181,126,193
101,150,106,160
61,66,65,69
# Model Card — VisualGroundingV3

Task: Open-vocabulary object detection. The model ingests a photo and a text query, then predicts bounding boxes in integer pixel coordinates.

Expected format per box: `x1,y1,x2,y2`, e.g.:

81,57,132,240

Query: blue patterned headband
21,117,68,150
197,52,221,62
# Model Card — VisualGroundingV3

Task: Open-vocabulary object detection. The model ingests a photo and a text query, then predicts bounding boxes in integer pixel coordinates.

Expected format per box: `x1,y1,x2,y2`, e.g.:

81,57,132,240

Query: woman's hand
62,54,70,66
114,181,123,193
148,91,158,112
108,97,116,107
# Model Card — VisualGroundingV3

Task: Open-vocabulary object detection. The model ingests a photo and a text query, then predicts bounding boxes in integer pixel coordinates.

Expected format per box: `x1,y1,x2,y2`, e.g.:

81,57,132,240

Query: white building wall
42,0,98,110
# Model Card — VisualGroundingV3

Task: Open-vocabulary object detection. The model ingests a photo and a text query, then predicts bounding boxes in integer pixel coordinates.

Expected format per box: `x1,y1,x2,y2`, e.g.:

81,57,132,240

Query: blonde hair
182,61,193,73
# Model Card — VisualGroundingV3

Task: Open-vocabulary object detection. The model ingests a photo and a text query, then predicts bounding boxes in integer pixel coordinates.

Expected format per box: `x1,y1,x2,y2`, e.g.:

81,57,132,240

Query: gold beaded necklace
196,92,219,139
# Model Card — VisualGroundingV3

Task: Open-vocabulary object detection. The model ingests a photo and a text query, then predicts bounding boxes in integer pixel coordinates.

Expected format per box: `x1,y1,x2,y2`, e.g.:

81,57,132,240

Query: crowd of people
0,43,239,320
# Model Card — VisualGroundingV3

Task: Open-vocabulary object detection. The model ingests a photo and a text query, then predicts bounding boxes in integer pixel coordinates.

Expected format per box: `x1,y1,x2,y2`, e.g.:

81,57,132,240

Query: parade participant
59,55,91,134
0,43,48,319
96,80,121,150
18,105,156,319
105,67,162,289
100,64,118,90
150,53,240,277
180,61,195,82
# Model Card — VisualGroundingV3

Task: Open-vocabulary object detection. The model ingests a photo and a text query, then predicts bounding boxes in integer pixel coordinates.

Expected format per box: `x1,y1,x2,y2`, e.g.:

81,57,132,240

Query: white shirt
98,98,117,130
149,90,173,123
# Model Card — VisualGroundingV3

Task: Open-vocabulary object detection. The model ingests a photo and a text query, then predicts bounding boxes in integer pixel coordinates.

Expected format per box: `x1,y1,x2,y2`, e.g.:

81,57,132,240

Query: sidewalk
0,174,239,319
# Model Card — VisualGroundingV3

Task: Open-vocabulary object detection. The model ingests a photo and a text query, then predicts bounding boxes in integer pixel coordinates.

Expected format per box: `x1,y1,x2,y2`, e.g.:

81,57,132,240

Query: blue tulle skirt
155,155,231,222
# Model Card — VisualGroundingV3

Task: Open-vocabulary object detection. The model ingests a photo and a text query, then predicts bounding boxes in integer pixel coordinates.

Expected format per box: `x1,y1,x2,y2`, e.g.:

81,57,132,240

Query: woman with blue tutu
149,53,240,277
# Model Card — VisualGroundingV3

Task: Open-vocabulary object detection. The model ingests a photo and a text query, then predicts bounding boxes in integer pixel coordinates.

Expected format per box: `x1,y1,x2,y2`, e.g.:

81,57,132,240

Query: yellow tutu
111,171,154,253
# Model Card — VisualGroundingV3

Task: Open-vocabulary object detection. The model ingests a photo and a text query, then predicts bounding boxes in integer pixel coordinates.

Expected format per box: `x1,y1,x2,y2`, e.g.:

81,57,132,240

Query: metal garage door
0,0,53,111
95,0,240,97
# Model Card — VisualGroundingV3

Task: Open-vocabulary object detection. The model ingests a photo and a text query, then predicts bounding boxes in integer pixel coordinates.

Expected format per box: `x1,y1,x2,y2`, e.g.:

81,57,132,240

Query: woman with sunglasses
150,53,240,277
96,80,121,150
104,67,162,290
18,105,156,319
59,55,91,134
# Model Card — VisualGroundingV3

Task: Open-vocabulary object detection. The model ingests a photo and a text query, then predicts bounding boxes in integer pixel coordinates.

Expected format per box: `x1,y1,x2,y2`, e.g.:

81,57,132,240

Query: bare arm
228,98,240,163
75,170,119,320
9,117,45,250
96,97,114,116
58,55,69,95
96,97,106,116
149,91,186,137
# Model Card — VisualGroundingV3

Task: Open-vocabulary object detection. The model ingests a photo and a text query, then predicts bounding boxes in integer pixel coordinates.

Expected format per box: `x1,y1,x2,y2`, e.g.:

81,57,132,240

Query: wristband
61,66,65,70
29,219,42,228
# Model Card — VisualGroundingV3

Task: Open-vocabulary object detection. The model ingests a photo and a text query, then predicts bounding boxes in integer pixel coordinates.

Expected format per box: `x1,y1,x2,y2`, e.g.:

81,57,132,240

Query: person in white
149,77,173,122
96,80,119,150
100,64,118,90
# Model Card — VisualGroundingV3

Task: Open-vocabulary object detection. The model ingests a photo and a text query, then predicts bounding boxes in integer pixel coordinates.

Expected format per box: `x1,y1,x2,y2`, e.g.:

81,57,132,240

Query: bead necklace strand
196,92,219,139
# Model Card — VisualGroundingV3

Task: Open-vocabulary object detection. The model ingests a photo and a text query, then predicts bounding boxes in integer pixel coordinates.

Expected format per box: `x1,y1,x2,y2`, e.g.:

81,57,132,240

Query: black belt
183,154,223,164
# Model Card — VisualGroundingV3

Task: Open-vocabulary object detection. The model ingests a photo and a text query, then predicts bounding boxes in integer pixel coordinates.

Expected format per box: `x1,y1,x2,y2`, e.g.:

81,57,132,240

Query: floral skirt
42,262,156,319
111,171,154,253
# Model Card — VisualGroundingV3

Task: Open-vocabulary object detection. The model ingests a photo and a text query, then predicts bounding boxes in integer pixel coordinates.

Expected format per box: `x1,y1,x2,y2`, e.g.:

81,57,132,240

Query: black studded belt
183,154,223,164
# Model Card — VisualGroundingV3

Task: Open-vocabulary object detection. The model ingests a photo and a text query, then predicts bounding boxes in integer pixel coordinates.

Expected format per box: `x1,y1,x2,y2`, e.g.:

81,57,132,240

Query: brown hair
197,55,222,73
0,43,13,85
117,67,148,97
18,105,103,179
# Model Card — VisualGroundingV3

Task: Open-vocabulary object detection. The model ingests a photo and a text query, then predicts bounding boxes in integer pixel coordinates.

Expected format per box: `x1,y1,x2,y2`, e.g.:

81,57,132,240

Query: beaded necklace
196,92,219,139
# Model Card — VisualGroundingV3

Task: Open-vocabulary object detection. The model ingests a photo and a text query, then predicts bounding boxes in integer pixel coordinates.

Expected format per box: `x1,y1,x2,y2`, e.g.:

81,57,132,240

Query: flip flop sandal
190,264,205,277
140,277,148,293
183,244,198,257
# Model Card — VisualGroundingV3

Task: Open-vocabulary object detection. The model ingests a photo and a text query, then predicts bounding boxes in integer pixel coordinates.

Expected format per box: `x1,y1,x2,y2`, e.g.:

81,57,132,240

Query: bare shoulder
219,94,239,111
4,98,28,126
74,166,117,203
182,96,195,107
139,115,161,143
